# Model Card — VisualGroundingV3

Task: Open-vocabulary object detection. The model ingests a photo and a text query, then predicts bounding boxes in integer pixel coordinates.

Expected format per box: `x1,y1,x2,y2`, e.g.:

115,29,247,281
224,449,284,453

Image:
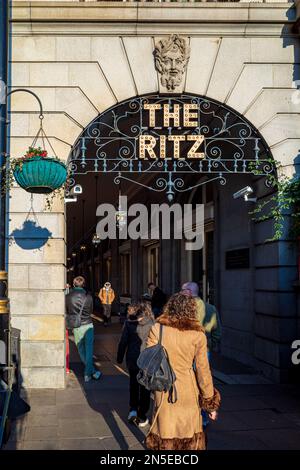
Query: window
148,245,159,285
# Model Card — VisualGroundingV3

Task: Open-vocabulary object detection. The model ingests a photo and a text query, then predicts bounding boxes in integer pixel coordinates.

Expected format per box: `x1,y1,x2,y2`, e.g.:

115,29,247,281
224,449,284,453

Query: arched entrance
67,93,275,201
65,93,278,378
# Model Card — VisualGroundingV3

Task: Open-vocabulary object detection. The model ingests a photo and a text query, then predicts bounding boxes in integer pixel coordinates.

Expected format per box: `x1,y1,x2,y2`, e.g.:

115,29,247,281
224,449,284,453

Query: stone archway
67,93,276,203
65,93,294,383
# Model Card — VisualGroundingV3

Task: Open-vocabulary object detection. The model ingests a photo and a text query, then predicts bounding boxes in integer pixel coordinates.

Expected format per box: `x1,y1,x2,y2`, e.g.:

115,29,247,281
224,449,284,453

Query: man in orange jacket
99,281,115,326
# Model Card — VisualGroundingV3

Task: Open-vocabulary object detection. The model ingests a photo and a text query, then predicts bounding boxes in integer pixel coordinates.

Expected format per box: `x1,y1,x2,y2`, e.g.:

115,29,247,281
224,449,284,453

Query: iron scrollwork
68,94,275,201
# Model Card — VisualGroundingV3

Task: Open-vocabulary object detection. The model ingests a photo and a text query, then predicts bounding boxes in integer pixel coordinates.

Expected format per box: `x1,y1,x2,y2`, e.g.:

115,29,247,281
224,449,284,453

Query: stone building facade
8,0,300,388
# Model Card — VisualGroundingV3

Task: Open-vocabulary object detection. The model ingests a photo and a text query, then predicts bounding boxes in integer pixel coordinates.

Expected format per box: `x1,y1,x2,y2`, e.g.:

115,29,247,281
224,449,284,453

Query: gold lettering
163,104,180,127
168,135,186,159
183,104,198,127
160,135,166,159
139,135,157,159
143,104,162,127
187,135,205,159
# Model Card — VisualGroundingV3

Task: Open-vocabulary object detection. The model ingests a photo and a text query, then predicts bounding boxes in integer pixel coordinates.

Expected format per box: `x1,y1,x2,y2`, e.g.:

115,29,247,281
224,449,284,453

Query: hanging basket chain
2,90,67,202
40,116,46,153
31,120,44,150
30,115,58,158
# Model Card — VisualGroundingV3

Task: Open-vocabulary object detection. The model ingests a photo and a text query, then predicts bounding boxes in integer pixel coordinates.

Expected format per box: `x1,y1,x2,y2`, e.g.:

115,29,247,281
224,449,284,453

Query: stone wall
9,1,300,386
8,189,66,387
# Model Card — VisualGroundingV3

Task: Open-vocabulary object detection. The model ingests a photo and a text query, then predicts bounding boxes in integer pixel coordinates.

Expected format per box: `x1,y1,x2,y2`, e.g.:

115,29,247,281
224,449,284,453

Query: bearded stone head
154,34,190,92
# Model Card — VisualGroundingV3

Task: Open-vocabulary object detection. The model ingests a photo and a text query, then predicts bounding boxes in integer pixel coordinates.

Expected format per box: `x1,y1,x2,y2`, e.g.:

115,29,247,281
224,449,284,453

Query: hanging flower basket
14,157,67,194
13,149,67,194
0,113,69,209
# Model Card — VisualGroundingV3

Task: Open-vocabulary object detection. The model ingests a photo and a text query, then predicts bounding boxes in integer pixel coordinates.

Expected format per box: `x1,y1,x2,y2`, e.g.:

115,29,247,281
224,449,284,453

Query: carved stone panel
154,34,190,94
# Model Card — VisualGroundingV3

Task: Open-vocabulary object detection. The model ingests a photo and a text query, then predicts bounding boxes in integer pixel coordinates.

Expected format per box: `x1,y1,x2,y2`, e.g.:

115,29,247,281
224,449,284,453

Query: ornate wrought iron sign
68,94,275,201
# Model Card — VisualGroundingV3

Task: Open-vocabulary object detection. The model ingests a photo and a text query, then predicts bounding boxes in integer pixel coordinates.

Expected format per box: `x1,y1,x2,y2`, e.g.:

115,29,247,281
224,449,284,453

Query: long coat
145,314,220,451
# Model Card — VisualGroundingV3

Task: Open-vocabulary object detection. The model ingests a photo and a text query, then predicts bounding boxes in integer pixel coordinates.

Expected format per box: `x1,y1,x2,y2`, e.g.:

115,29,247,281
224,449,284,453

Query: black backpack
136,324,177,403
65,294,87,330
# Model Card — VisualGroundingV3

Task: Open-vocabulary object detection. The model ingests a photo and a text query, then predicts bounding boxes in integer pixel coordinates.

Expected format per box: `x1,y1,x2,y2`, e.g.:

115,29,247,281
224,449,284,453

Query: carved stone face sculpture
154,34,190,91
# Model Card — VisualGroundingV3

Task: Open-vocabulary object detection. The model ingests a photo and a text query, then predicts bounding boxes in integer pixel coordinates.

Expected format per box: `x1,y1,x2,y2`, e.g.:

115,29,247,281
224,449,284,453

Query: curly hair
163,292,197,321
127,304,138,317
157,292,203,332
127,302,154,320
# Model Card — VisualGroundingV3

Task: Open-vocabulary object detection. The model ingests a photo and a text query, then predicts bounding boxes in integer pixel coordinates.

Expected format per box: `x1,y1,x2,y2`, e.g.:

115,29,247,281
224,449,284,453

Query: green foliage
44,186,66,212
250,158,300,241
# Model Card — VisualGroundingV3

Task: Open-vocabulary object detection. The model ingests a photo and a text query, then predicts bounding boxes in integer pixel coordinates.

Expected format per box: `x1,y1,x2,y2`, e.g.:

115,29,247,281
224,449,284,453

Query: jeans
129,368,151,421
73,323,96,377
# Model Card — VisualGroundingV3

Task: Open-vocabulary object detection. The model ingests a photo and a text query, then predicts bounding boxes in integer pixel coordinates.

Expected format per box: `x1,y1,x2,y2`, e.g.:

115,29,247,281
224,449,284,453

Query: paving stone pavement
3,316,300,450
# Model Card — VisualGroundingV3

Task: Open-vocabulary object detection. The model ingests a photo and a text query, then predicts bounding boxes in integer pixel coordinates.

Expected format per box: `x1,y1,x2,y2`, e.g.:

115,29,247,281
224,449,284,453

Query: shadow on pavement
68,330,147,450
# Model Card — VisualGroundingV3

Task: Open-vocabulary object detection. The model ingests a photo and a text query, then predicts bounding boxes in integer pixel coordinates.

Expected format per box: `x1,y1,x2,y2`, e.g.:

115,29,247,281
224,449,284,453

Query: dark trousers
129,368,150,421
103,304,112,323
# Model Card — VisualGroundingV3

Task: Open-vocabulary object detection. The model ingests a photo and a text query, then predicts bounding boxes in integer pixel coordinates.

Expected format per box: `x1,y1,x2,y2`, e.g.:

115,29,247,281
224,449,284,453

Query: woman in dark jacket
117,302,155,427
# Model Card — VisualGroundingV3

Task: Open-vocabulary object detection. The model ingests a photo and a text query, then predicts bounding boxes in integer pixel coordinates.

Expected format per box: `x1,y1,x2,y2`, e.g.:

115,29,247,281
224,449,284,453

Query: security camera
65,194,77,204
233,186,257,203
73,184,83,195
64,184,82,203
233,186,253,199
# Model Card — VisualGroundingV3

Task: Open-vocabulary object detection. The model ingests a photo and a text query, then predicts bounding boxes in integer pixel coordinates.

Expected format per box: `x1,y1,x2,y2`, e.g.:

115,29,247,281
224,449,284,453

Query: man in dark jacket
66,276,102,383
148,282,167,318
117,303,154,427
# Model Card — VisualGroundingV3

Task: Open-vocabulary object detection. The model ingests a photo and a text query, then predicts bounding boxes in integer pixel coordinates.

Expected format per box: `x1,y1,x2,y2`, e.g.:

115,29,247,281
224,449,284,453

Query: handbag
66,294,88,330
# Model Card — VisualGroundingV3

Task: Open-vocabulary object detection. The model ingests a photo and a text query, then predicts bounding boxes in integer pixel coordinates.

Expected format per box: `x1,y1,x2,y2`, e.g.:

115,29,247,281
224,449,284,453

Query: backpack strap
158,323,163,344
158,327,178,404
168,384,178,404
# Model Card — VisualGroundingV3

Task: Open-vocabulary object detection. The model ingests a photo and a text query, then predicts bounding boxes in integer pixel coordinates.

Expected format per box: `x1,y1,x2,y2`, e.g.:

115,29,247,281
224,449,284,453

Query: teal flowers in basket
13,147,67,194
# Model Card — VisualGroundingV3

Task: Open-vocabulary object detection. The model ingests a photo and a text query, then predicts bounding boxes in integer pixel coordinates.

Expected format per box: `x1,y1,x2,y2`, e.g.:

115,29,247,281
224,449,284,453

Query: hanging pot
13,156,67,194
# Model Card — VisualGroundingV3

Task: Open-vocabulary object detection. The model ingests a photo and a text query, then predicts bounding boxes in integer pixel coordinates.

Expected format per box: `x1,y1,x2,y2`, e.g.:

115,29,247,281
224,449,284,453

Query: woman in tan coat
145,293,220,450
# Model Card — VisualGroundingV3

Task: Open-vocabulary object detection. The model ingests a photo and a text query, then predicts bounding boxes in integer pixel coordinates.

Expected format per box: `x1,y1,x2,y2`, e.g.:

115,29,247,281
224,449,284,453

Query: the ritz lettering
139,103,205,160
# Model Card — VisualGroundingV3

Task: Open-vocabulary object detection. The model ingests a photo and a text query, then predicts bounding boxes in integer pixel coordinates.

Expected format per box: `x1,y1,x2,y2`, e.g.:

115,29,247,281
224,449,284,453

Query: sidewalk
3,316,300,450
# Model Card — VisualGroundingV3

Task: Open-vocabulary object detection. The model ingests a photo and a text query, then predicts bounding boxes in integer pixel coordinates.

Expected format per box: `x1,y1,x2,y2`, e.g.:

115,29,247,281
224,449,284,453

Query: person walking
117,302,155,427
66,276,102,383
181,282,222,353
99,281,115,326
181,281,222,428
148,282,167,318
141,292,152,306
145,293,220,450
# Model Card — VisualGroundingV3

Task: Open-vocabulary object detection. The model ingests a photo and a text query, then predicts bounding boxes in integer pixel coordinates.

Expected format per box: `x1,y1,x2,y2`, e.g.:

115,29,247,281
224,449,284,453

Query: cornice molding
12,1,295,25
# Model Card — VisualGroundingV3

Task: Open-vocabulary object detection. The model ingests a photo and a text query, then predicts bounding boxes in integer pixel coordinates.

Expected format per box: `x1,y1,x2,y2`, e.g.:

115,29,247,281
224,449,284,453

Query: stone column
110,239,120,313
253,173,299,383
130,239,143,302
160,238,177,296
8,190,66,389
